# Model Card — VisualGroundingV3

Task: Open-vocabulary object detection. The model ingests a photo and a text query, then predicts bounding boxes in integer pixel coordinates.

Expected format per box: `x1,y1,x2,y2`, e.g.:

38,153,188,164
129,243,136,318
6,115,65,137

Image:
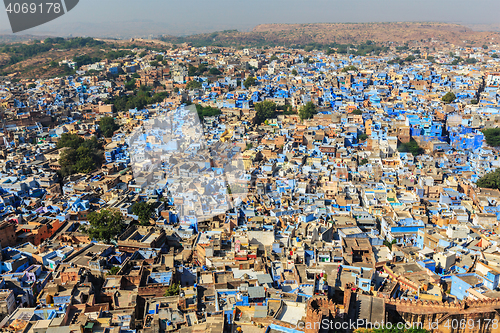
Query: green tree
164,282,180,297
352,109,363,115
441,92,456,104
270,55,278,61
358,133,368,142
244,76,257,88
254,101,277,124
477,169,500,189
124,79,136,90
299,102,317,120
186,80,202,90
209,67,222,75
57,134,103,176
108,266,120,275
131,201,154,225
196,105,222,120
383,239,397,250
291,69,298,75
471,99,479,105
359,158,369,165
57,133,85,149
341,65,358,72
150,61,159,67
188,64,197,76
398,139,424,156
99,117,120,138
83,209,125,244
483,128,500,147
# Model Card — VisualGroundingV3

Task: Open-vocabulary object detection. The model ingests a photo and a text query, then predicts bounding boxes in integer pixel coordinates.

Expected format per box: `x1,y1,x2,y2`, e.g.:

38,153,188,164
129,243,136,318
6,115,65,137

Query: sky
1,0,500,38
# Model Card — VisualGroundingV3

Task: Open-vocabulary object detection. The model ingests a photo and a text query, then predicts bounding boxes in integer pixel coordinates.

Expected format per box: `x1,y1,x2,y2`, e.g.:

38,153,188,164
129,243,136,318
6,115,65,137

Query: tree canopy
441,92,456,104
254,101,277,124
131,201,155,225
299,102,317,120
477,169,500,189
244,76,257,88
398,139,424,156
482,128,500,147
164,282,180,297
57,134,103,176
99,117,120,138
341,65,358,72
110,85,168,111
196,105,222,120
186,80,203,90
83,209,125,244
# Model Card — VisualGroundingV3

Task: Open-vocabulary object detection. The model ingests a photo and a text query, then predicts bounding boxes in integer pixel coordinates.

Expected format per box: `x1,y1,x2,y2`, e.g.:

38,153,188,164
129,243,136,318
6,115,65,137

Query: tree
270,55,278,61
150,61,159,67
299,102,317,120
99,117,120,138
57,134,103,176
352,109,363,115
164,282,180,297
471,99,479,105
477,169,500,189
196,105,222,120
358,133,368,142
359,158,368,166
483,128,500,147
188,64,197,76
131,201,154,225
383,239,397,250
108,266,120,275
57,133,84,149
441,92,456,104
244,76,257,88
492,54,499,59
341,65,358,72
254,101,277,124
398,139,424,156
404,55,416,62
291,69,298,75
186,80,202,90
83,209,125,244
483,45,489,50
209,67,222,75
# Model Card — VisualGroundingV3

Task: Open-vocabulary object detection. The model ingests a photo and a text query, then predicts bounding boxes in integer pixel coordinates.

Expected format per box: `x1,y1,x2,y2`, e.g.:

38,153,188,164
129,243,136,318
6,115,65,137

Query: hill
160,22,500,48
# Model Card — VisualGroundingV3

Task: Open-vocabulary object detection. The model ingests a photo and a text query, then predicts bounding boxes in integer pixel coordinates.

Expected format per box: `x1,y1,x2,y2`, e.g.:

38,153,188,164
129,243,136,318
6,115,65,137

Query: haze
0,0,499,38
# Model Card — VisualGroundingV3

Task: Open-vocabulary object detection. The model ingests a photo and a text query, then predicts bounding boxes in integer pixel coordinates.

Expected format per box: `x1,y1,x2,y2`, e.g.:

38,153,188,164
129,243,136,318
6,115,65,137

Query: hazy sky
1,0,500,38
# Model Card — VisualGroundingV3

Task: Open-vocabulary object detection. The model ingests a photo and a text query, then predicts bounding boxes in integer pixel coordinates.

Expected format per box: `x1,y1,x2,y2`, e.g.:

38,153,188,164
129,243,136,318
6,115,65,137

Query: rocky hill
161,22,500,48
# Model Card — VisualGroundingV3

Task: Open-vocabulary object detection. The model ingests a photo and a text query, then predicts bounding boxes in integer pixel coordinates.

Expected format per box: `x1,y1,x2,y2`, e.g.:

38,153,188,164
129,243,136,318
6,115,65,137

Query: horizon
0,0,500,38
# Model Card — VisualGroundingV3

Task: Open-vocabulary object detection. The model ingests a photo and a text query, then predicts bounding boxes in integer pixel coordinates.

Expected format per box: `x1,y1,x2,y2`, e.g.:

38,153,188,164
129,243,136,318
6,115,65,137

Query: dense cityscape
0,35,500,333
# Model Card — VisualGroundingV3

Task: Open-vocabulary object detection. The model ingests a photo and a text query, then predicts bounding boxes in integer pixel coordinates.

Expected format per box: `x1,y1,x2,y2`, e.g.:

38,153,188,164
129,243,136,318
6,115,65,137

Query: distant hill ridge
160,22,500,47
